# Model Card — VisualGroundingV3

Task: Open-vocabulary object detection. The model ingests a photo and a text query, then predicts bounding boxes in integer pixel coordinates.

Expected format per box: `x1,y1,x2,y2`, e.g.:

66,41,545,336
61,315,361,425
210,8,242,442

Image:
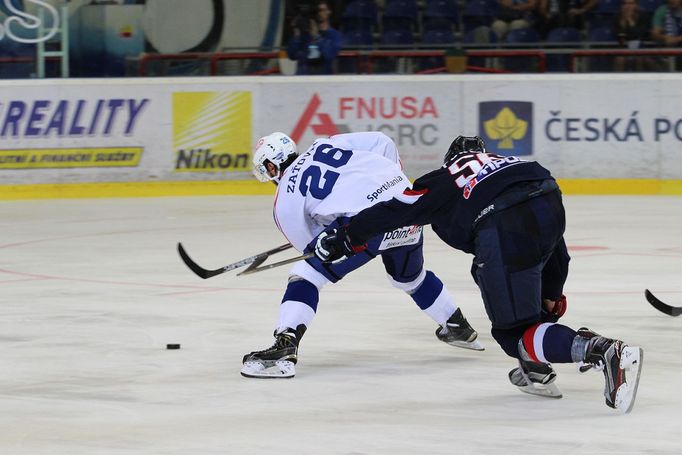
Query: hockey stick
178,242,312,279
645,289,682,317
237,251,314,276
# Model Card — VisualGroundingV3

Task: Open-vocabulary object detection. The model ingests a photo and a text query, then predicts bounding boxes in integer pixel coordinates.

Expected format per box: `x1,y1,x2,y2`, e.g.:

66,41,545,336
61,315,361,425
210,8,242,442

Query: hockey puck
166,344,181,350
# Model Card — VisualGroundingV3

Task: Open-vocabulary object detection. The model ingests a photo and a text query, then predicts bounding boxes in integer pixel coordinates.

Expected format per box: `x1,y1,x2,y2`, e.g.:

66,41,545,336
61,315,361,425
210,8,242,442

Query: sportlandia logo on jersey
478,101,533,156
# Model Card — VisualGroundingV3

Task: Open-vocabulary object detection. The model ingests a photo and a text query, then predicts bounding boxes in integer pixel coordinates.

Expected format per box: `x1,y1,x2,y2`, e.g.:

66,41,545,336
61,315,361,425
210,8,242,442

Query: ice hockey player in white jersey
241,131,484,379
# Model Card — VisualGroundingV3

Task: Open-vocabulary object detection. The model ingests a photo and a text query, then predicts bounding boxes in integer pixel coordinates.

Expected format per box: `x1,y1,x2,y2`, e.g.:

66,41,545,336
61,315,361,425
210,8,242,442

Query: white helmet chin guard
252,132,298,183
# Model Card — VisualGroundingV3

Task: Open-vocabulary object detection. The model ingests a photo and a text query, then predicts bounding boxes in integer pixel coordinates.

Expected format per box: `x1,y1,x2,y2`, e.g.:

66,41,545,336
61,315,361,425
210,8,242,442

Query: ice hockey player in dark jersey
313,135,644,413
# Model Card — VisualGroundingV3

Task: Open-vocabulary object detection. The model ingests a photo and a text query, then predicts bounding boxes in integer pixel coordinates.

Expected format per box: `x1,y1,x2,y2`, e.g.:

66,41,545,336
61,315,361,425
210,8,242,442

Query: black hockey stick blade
645,289,682,317
177,242,293,279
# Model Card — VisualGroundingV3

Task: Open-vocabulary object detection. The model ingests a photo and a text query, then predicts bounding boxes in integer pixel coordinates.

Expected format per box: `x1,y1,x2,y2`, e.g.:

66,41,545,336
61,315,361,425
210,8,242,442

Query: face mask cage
253,161,272,182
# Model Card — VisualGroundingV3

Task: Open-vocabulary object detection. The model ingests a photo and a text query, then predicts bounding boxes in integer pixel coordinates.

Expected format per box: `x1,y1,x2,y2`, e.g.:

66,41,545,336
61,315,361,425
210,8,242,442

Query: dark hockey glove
313,226,367,264
541,294,567,323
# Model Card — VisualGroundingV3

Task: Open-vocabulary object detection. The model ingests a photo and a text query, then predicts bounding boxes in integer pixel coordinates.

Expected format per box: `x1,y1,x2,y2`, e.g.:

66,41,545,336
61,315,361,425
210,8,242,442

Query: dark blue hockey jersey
346,151,555,254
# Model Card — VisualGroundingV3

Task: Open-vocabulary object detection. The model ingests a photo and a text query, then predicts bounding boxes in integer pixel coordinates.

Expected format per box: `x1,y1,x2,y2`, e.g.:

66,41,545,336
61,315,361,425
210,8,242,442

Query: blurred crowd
281,0,682,73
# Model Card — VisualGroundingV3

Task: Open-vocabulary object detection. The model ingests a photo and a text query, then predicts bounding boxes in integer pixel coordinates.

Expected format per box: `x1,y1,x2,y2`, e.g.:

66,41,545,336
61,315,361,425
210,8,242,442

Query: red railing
5,48,676,78
137,49,548,76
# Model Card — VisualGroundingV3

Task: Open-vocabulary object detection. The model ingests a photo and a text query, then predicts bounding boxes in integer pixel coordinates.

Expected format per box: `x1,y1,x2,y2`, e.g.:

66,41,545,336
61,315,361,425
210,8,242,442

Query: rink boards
1,74,682,199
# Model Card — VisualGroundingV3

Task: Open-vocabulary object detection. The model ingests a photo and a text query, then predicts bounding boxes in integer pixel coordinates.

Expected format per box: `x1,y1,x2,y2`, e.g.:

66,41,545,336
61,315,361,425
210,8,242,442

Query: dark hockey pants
471,189,571,358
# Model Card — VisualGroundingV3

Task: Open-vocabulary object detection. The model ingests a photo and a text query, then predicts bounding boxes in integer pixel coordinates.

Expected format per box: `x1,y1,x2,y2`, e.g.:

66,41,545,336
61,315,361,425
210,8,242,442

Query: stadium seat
505,27,540,44
586,27,616,72
463,26,498,44
638,0,663,12
545,27,583,72
424,0,458,20
588,0,620,29
504,28,541,72
462,0,498,31
546,26,582,44
423,0,459,34
383,0,418,30
342,28,374,46
379,28,415,73
381,28,415,46
341,0,378,32
420,28,456,70
339,28,374,73
594,0,622,14
422,28,456,44
588,26,615,43
463,26,497,67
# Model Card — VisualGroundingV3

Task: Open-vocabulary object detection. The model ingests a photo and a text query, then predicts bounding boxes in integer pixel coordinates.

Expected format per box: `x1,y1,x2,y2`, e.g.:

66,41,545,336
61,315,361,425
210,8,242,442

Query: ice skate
241,325,305,379
435,308,484,351
577,328,643,414
508,358,563,399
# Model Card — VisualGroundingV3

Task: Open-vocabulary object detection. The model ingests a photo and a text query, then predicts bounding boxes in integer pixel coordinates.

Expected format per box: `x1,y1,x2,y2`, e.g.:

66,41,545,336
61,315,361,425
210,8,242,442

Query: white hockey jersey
273,132,410,252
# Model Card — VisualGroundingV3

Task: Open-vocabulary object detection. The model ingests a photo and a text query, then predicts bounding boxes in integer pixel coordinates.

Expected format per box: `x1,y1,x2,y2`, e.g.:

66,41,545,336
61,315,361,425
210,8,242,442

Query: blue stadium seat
342,0,378,32
588,0,620,29
463,26,498,44
545,27,582,72
384,0,418,20
381,28,415,45
343,28,374,46
505,27,540,44
422,28,456,44
464,26,497,67
383,0,418,32
594,0,622,14
638,0,663,12
379,28,415,73
588,26,615,43
462,0,498,31
420,28,456,70
424,0,459,20
546,26,582,43
587,27,616,71
422,0,459,34
504,28,541,72
339,27,374,73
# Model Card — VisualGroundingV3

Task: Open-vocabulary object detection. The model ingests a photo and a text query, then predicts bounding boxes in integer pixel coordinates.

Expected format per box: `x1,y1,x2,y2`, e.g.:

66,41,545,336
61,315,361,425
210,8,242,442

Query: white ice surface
0,195,680,455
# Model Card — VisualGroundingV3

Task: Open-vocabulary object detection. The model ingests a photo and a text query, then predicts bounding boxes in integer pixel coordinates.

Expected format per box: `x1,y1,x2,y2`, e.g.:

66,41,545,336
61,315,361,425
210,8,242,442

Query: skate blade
443,338,485,351
516,381,563,399
240,360,296,379
615,347,643,414
509,368,563,399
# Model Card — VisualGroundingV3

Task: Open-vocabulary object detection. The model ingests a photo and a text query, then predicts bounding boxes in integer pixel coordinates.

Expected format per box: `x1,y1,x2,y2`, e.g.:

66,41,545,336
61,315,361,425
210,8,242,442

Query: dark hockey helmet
443,135,486,163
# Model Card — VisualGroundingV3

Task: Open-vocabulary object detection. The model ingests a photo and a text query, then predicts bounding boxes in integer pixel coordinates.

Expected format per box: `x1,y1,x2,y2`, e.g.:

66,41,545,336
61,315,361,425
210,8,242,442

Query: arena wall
1,74,681,199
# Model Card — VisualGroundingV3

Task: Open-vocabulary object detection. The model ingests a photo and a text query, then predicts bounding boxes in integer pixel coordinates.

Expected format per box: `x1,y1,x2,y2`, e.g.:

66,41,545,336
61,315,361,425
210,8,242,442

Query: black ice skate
435,308,484,351
508,358,562,399
577,328,643,413
241,325,306,379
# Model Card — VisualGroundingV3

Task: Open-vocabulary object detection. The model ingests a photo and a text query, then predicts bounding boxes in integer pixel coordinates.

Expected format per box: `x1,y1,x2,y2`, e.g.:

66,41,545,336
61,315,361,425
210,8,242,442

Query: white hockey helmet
252,132,298,183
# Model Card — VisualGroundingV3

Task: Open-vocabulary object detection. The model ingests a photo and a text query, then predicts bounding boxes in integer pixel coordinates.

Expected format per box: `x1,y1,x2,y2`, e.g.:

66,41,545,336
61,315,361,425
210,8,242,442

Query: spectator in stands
612,0,652,70
287,1,343,74
651,0,682,47
535,0,598,38
492,0,539,41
